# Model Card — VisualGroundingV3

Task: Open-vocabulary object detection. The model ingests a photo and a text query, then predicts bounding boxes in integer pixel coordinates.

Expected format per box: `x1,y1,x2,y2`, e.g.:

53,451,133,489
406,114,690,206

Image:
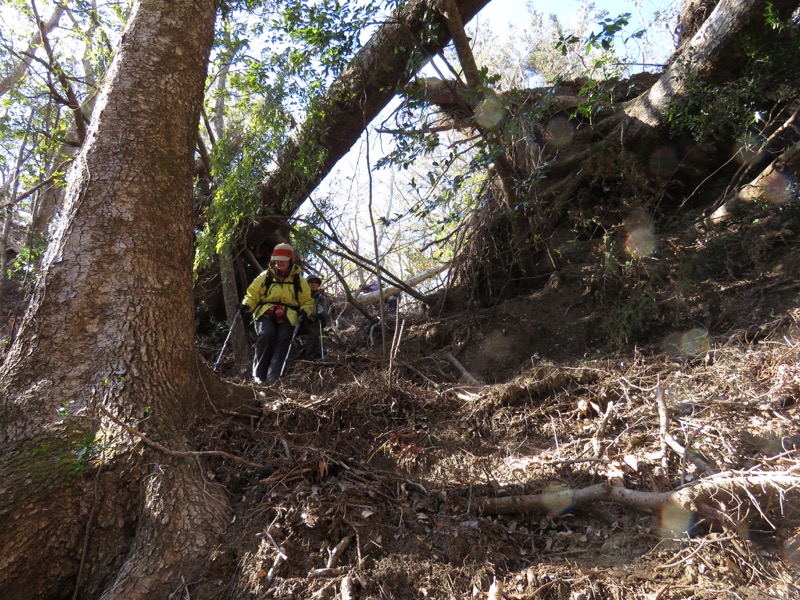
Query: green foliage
666,16,799,143
196,1,400,272
552,13,641,120
73,430,99,475
526,5,638,85
24,427,101,483
5,237,46,282
275,0,379,78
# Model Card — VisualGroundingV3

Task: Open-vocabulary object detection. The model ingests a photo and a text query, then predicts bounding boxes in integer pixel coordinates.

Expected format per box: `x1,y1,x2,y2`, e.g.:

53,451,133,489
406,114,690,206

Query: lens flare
783,533,800,567
475,96,504,129
541,482,574,516
760,169,794,205
733,134,763,166
545,116,575,147
659,503,696,539
625,225,657,258
663,328,709,358
648,146,679,177
682,328,710,356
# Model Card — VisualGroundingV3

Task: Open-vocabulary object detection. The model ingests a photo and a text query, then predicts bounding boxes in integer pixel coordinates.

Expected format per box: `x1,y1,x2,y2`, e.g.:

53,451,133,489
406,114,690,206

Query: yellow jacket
242,263,314,326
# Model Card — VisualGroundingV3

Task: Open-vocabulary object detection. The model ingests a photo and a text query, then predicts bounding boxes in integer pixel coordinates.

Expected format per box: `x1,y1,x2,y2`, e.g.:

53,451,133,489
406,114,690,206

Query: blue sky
481,0,674,30
474,0,679,69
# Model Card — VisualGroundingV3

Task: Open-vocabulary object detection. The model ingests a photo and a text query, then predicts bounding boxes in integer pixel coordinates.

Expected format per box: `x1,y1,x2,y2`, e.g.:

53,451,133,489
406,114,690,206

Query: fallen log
478,472,800,528
352,263,450,307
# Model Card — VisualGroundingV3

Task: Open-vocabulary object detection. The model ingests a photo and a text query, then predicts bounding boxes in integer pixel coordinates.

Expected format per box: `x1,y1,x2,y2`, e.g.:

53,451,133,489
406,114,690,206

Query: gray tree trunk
0,1,226,598
617,0,800,140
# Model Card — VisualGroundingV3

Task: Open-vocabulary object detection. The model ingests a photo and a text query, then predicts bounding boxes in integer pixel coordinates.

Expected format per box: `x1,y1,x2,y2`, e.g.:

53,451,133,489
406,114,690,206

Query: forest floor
198,201,800,599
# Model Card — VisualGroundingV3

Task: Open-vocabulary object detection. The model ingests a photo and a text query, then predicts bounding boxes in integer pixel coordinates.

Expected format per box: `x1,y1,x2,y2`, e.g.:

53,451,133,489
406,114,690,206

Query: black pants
253,315,293,381
299,319,323,359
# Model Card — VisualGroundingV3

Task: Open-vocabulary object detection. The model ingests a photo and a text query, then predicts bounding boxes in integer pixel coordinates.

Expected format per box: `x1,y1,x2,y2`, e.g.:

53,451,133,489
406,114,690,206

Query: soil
196,201,800,598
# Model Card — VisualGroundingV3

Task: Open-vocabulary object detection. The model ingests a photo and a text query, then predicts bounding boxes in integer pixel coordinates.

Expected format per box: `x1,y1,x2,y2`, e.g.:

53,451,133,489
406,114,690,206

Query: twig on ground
664,427,716,476
327,536,352,568
340,574,355,600
444,351,484,386
264,552,286,586
308,567,347,578
655,384,669,473
593,400,614,458
479,472,800,517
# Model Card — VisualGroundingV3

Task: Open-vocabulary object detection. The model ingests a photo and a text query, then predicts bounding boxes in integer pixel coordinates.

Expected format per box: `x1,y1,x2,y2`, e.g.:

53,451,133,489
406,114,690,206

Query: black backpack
261,271,302,309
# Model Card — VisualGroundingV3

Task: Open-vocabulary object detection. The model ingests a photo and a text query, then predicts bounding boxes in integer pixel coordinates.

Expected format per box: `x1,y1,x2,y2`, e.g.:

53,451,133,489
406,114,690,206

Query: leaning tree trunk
0,1,227,599
613,0,800,142
246,0,490,249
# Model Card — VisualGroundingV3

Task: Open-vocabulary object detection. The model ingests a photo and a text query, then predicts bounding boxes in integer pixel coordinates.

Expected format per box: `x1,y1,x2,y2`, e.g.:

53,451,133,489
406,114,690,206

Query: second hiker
300,275,330,360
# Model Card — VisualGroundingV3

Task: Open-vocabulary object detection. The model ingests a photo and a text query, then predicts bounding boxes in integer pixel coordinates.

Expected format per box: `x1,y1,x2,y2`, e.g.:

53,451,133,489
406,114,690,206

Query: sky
474,0,678,67
480,0,675,32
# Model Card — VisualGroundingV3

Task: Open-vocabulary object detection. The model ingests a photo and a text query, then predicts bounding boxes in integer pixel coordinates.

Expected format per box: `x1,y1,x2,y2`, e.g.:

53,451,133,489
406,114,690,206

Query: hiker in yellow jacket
241,243,314,384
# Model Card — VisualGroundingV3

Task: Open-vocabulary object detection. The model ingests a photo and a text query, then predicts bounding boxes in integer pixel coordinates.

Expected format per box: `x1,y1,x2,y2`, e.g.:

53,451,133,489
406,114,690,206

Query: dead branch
308,567,348,579
706,138,800,226
592,400,614,458
340,575,355,600
327,536,352,569
655,383,716,477
478,472,800,519
0,5,65,97
35,9,89,144
353,263,450,306
655,384,670,472
443,351,484,386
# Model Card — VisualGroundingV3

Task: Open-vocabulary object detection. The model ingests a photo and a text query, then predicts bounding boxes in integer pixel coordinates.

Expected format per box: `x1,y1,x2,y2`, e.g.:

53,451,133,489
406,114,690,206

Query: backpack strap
292,273,301,302
258,271,301,311
261,272,274,293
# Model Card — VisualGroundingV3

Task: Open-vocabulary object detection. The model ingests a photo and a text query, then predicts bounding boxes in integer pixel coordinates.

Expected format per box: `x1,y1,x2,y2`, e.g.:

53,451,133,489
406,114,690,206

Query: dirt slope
198,200,800,599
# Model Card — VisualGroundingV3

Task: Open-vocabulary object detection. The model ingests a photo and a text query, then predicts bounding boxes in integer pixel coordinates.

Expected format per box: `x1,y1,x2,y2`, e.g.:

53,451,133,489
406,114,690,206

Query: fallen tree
352,263,450,307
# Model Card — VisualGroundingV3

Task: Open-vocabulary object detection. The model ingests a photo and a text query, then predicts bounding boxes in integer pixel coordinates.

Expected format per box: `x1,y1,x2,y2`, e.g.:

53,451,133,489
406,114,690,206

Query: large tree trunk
0,1,226,598
247,0,490,249
615,0,800,141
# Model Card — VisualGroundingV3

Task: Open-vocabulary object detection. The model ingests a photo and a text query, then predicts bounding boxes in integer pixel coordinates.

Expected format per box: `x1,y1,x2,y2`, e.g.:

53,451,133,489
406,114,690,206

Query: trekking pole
213,308,242,371
319,321,325,360
280,315,304,377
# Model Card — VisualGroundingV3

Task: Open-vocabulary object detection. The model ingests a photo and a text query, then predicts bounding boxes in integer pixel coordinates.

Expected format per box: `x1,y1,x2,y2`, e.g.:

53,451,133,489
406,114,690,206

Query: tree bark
707,138,800,224
0,1,226,598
